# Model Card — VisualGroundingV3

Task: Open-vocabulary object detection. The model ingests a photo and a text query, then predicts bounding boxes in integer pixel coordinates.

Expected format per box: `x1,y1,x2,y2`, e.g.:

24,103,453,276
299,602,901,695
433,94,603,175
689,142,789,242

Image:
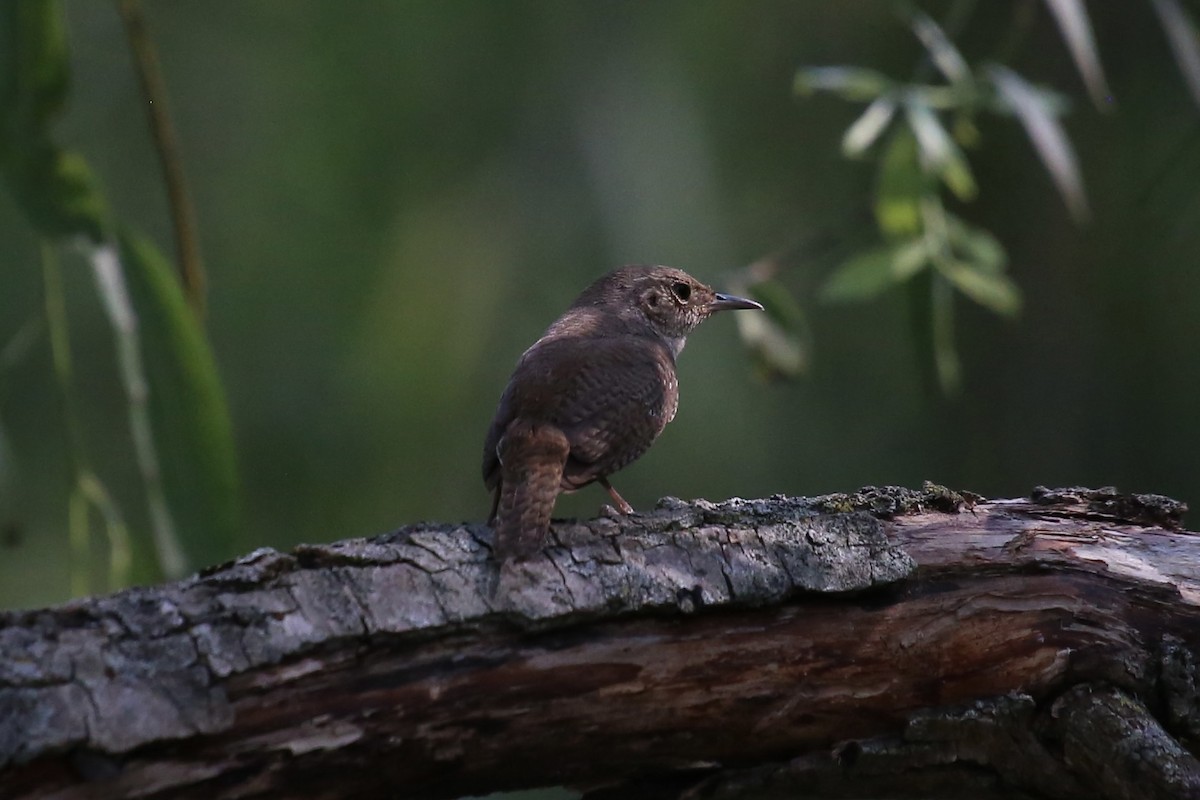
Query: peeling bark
0,485,1197,799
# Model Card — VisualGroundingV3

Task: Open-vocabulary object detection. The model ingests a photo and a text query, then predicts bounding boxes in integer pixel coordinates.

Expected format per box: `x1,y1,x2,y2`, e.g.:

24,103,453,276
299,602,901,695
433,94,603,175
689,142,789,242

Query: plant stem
79,472,133,591
0,313,45,373
930,272,961,395
116,0,207,321
43,242,93,595
919,196,961,394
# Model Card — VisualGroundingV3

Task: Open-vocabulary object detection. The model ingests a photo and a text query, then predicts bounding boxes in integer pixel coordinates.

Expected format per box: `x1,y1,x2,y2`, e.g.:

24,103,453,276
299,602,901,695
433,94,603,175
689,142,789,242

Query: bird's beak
710,292,764,312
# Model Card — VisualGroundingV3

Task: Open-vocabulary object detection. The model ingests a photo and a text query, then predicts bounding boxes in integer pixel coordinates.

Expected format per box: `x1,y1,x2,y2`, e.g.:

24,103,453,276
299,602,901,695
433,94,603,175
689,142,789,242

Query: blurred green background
2,1,1199,610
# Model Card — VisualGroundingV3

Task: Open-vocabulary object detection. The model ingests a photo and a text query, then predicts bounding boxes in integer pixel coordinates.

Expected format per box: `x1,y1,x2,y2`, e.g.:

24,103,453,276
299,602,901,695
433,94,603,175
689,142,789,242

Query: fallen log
0,485,1197,799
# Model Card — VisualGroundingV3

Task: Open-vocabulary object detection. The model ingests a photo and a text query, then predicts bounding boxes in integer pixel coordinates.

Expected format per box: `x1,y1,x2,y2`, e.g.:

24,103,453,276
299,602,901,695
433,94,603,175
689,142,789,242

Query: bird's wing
549,337,677,488
482,335,677,492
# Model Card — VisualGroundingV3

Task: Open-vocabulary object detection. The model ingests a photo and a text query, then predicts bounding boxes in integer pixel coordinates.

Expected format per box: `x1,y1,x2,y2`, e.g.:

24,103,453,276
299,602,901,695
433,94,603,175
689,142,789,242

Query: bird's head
574,265,762,353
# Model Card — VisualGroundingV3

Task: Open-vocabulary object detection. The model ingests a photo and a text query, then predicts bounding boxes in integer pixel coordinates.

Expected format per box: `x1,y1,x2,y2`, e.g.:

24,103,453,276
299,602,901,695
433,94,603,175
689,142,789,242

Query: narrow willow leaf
794,66,893,101
842,96,897,157
1043,0,1112,109
118,228,239,570
908,7,971,85
945,214,1007,274
905,102,977,201
735,307,808,380
0,2,110,242
725,277,809,379
0,0,70,133
822,246,895,302
875,128,926,237
748,278,806,333
937,258,1022,316
821,240,928,303
891,237,931,279
988,64,1089,221
5,145,110,241
1149,0,1200,108
88,241,187,579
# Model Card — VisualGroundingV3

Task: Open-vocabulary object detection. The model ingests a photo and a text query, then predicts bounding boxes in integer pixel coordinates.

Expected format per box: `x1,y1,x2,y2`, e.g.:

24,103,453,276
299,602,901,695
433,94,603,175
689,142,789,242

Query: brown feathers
482,266,761,561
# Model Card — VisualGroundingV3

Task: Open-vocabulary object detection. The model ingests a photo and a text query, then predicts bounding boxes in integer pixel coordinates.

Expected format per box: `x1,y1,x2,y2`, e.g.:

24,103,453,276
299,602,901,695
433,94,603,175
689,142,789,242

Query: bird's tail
494,420,570,561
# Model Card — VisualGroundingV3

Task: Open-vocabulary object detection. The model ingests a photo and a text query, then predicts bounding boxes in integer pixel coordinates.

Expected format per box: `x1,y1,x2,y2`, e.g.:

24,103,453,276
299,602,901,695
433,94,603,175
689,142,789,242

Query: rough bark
0,485,1198,799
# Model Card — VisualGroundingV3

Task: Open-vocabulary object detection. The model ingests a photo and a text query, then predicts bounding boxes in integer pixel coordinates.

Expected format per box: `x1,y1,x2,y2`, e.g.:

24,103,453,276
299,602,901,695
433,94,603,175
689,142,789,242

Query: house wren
482,265,762,561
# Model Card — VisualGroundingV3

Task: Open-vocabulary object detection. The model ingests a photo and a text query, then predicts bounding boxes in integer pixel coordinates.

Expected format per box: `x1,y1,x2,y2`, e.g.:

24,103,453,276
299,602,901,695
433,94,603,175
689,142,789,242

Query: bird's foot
599,477,635,515
599,503,625,520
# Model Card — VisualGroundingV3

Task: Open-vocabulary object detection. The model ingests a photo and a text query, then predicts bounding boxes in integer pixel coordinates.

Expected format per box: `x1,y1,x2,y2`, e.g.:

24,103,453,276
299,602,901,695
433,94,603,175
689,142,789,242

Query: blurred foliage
118,226,239,571
1,1,1200,610
795,0,1200,392
0,0,109,240
0,0,237,593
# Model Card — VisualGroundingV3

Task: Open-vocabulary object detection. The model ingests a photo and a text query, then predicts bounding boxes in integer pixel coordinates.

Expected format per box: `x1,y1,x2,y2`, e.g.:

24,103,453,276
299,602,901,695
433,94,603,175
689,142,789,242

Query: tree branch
1,486,1197,799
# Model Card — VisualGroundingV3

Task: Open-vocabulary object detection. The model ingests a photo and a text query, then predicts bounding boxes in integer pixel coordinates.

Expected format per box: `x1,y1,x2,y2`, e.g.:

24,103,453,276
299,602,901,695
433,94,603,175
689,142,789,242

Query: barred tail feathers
494,420,570,561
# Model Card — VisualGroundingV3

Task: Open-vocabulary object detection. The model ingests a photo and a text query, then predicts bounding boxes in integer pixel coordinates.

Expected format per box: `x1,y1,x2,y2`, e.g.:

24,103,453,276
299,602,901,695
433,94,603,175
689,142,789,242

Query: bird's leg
599,477,635,515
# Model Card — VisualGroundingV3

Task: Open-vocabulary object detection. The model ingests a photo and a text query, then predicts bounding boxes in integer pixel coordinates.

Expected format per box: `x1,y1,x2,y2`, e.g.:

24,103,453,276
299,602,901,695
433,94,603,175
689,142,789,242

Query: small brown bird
482,265,763,560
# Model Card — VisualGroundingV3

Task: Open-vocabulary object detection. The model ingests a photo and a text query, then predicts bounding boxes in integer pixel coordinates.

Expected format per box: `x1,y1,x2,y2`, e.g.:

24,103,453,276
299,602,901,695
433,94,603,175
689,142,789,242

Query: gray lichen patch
669,483,981,521
495,502,915,620
1031,486,1189,529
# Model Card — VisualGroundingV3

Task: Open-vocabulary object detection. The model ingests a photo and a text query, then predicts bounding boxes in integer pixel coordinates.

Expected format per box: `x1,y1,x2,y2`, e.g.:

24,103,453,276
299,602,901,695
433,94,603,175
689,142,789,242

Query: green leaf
0,0,70,143
907,6,971,86
988,64,1089,221
842,96,897,157
821,239,929,303
794,66,893,101
874,129,926,237
891,237,932,279
944,214,1006,274
0,1,110,242
728,278,809,380
735,309,809,381
936,258,1022,316
905,102,977,201
4,143,109,240
117,228,239,568
1149,0,1200,108
1043,0,1111,109
749,278,806,332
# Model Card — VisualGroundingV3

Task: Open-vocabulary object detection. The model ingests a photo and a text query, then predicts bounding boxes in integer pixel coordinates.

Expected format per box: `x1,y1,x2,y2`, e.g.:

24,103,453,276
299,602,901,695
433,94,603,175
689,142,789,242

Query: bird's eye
671,281,691,302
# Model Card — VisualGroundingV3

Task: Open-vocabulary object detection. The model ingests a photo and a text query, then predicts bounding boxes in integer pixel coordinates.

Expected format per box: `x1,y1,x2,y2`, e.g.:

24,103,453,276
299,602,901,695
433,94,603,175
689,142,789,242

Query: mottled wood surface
1,486,1197,799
